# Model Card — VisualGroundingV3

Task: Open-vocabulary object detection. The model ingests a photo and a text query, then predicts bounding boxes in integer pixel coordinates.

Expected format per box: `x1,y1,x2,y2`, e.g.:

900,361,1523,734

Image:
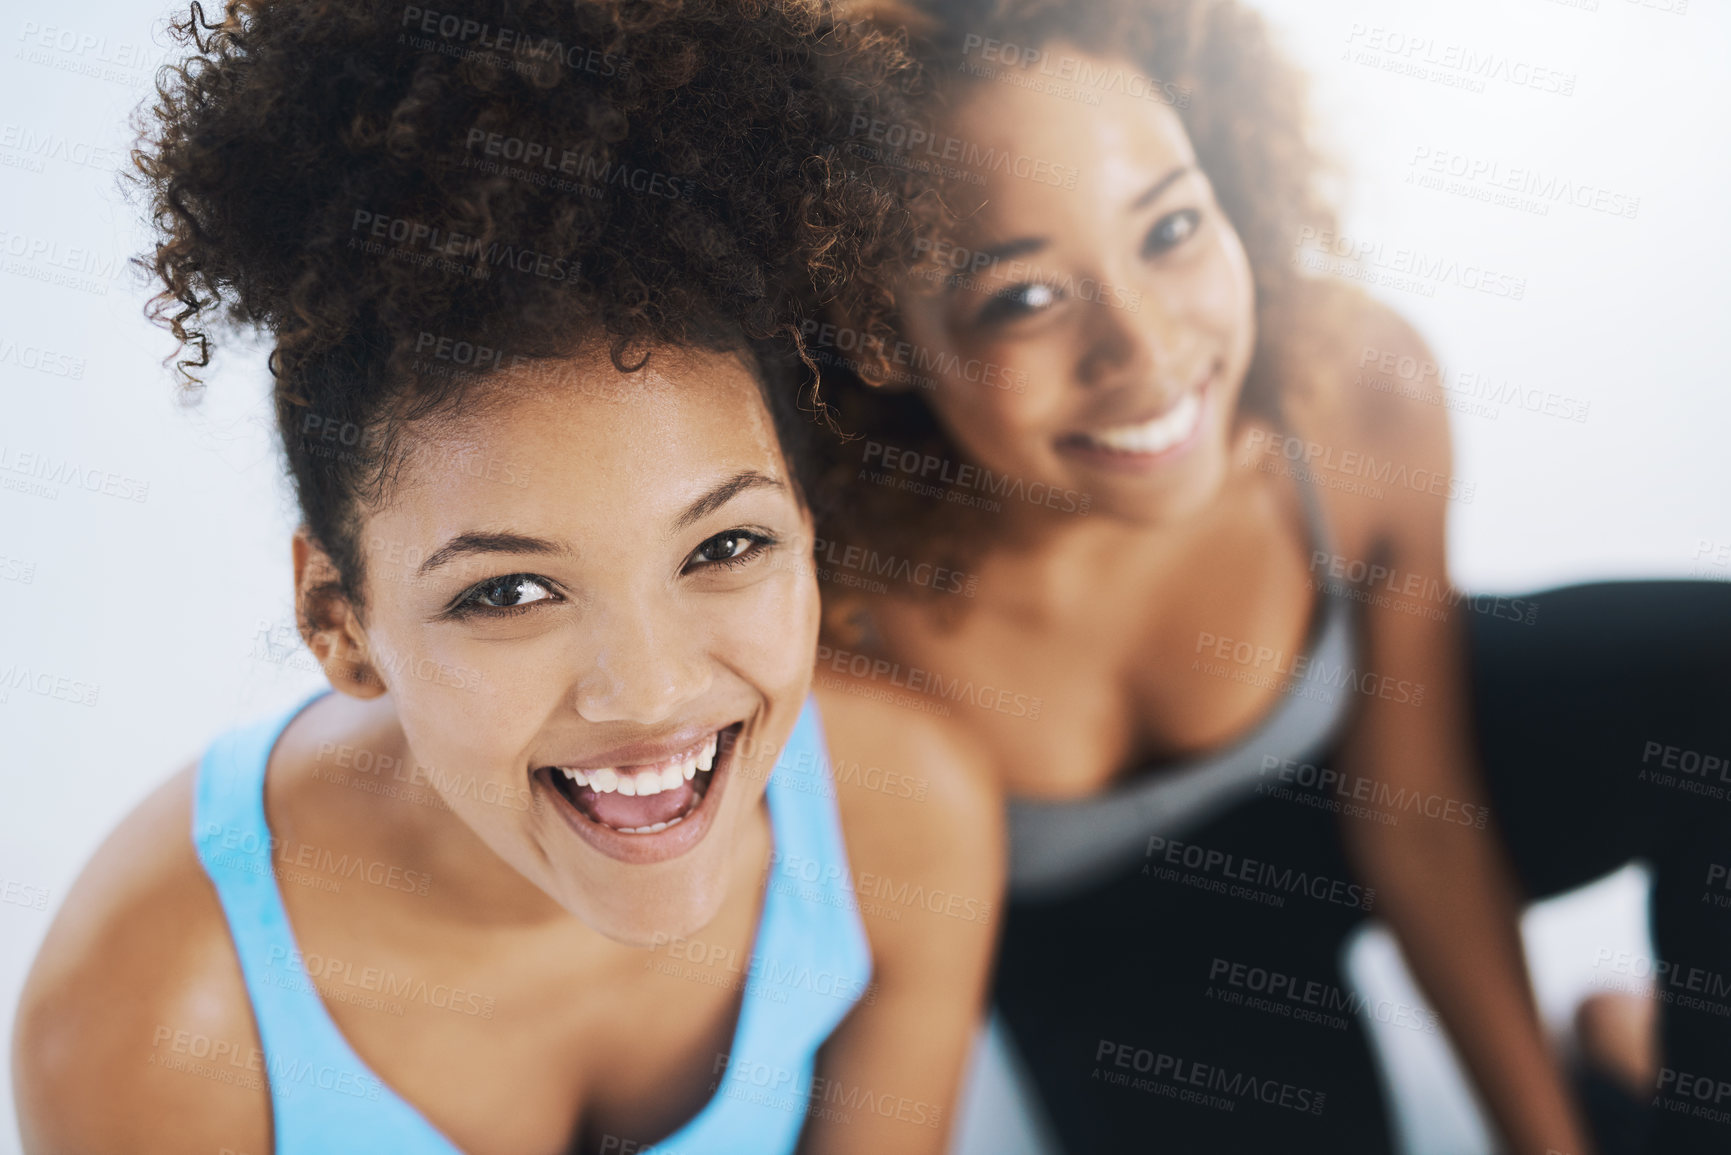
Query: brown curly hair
809,0,1354,581
132,0,929,608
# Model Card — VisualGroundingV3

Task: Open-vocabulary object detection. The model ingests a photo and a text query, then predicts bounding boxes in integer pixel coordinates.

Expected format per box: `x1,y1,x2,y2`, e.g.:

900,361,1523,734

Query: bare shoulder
13,763,271,1155
1297,286,1449,460
812,684,1004,959
1276,288,1455,555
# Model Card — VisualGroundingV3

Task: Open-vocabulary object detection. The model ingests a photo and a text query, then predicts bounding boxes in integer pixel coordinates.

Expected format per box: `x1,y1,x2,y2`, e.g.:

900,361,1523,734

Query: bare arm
13,766,274,1155
796,688,1005,1155
1321,306,1594,1155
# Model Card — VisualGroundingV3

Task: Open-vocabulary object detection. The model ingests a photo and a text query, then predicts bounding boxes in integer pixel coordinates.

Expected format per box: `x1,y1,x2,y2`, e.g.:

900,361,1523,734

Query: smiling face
898,45,1258,524
311,345,817,946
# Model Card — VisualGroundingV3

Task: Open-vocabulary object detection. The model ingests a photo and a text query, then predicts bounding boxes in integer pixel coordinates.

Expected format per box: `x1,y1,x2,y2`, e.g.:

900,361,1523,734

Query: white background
2,0,1726,1151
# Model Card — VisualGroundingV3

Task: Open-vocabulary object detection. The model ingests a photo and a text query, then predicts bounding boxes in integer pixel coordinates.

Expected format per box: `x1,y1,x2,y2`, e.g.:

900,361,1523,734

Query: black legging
991,580,1731,1154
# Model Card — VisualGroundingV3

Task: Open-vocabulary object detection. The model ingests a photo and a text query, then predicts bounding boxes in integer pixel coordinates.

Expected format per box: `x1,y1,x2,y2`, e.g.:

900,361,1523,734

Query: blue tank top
191,692,872,1154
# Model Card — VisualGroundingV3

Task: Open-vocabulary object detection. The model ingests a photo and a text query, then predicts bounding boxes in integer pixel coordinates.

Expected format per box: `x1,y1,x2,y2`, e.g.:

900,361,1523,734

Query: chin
1086,445,1230,526
572,876,729,948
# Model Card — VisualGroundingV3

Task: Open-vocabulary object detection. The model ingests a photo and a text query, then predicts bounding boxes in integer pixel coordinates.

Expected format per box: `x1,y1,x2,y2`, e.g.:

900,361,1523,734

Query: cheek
1203,230,1257,344
717,570,820,692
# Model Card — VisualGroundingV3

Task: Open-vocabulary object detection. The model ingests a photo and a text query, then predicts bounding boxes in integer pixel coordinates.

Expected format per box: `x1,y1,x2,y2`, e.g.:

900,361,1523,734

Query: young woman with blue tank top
12,3,1001,1153
807,1,1730,1152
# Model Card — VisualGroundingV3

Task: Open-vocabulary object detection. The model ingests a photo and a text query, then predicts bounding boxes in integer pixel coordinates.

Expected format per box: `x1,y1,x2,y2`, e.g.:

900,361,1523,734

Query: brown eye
687,529,774,572
468,575,553,609
976,281,1059,327
1143,208,1201,257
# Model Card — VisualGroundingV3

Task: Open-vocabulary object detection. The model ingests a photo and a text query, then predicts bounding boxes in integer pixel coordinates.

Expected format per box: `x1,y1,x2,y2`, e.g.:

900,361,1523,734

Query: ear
292,527,386,700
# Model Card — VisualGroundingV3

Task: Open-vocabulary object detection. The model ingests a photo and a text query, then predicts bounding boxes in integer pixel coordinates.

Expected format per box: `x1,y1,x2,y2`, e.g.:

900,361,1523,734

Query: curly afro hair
133,0,928,606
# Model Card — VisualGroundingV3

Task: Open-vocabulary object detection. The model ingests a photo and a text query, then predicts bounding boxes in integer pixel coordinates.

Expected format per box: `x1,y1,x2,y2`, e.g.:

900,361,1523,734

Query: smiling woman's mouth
542,727,730,835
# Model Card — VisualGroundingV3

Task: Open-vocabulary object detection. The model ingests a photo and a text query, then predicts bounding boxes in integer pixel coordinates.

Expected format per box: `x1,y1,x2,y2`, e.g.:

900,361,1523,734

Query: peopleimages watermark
860,439,1091,517
0,333,87,379
815,642,1043,719
197,820,434,897
768,848,994,927
349,209,577,285
399,6,630,77
0,658,99,707
910,236,1142,314
14,20,171,88
1590,948,1731,1017
1653,1065,1731,1130
707,1053,946,1131
1093,1038,1328,1115
460,128,689,201
148,1024,383,1100
1247,427,1476,505
0,227,143,298
1192,629,1426,708
1143,834,1376,912
1689,538,1731,584
1406,145,1640,221
1357,344,1589,425
847,110,1079,191
1256,755,1491,830
1704,863,1731,911
756,740,932,803
0,875,50,912
1206,956,1439,1035
1342,24,1577,97
0,443,148,503
0,122,123,174
956,34,1190,110
314,739,540,815
0,553,37,584
1294,226,1527,303
804,536,978,599
1638,739,1731,803
800,318,1030,393
299,401,534,488
644,929,873,1007
1308,548,1539,627
263,944,496,1018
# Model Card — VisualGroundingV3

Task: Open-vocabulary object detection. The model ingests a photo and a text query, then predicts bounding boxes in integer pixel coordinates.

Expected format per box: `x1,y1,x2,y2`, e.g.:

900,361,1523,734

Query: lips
1055,366,1215,470
535,724,743,865
1075,391,1202,454
550,732,718,834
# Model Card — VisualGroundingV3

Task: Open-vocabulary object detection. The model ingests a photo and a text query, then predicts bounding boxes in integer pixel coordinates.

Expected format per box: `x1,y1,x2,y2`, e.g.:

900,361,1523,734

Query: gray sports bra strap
1005,464,1358,899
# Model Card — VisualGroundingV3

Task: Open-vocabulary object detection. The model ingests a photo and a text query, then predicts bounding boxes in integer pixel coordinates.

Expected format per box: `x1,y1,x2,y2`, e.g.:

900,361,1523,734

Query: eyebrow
670,469,786,534
1131,164,1193,211
416,530,570,577
414,470,787,577
949,164,1196,291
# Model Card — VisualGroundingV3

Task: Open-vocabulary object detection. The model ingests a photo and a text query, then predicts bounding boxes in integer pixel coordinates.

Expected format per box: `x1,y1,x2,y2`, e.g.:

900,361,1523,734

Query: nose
570,600,713,726
1076,290,1192,395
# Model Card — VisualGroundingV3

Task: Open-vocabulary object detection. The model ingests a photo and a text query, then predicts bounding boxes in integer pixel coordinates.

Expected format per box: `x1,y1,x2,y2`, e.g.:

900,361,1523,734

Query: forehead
379,345,786,539
943,44,1197,234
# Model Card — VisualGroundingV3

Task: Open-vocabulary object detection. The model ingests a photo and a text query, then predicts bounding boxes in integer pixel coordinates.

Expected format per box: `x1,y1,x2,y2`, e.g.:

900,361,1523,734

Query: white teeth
617,819,675,834
552,731,723,798
1087,391,1202,454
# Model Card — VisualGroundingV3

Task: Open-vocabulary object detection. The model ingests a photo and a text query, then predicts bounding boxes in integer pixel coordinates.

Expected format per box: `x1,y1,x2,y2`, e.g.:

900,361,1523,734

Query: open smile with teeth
546,731,723,835
1077,389,1203,455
